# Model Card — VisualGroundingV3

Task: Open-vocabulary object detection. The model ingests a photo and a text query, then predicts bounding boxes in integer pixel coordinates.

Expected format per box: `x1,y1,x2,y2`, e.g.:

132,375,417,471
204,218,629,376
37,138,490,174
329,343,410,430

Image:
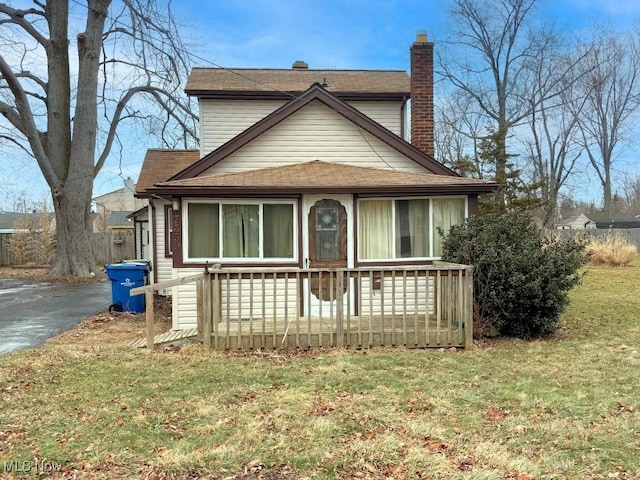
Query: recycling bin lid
104,261,150,270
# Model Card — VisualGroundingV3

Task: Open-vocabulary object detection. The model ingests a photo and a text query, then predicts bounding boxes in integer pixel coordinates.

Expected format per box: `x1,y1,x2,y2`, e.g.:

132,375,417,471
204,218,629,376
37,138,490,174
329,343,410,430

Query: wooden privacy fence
0,231,135,266
133,262,474,351
92,232,135,265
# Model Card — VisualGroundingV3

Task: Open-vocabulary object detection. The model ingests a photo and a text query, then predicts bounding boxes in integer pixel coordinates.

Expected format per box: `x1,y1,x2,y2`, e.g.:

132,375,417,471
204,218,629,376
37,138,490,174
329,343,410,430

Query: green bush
441,213,586,339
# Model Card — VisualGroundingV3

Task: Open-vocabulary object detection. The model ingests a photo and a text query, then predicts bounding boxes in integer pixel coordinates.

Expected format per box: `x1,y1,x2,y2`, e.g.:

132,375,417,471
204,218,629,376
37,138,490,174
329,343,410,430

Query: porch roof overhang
146,160,498,197
126,205,149,220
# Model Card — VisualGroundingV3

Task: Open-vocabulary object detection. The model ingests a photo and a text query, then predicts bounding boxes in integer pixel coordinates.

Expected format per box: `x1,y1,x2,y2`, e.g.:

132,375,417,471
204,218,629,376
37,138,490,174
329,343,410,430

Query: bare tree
522,47,587,227
0,1,198,276
438,0,547,187
619,173,640,213
435,90,488,177
573,27,640,218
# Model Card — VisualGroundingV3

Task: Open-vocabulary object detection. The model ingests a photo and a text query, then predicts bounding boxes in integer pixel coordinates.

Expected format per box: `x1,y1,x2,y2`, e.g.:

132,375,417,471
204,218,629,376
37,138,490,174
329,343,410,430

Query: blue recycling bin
104,261,150,313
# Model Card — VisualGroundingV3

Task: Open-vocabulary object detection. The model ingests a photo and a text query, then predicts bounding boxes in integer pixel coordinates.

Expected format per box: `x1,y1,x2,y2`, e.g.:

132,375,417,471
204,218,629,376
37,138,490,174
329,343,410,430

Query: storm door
304,197,353,318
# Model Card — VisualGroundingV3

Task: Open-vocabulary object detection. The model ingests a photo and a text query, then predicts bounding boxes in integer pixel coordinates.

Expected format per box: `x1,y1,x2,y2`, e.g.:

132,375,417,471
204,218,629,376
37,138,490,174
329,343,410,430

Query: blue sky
2,0,640,209
171,0,640,70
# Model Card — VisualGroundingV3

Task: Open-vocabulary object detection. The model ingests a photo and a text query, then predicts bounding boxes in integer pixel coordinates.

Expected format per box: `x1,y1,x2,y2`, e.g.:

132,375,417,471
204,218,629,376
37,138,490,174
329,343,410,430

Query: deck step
131,327,198,348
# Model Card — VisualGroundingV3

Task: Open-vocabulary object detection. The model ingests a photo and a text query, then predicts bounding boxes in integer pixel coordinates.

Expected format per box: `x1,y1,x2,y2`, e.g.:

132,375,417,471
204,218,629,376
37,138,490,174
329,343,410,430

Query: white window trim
357,195,467,262
166,206,173,256
183,198,298,263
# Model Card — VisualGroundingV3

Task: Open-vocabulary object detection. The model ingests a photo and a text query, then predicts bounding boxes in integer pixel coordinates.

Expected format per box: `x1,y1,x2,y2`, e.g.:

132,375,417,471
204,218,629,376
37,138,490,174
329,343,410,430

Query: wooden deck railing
132,262,474,351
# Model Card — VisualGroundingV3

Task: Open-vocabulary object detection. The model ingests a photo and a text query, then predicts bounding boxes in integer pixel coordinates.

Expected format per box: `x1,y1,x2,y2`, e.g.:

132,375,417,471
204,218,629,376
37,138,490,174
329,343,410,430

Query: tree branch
0,3,49,49
0,52,60,191
95,84,198,175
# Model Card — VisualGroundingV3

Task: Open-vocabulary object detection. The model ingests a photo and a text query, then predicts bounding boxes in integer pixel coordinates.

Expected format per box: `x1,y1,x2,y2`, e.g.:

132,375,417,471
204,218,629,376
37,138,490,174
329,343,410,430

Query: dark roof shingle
185,68,410,97
136,149,200,195
151,160,496,195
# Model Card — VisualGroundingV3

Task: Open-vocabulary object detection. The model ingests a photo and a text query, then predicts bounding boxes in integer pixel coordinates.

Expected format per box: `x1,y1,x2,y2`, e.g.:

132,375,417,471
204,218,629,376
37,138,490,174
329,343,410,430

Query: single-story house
555,213,596,230
105,210,134,231
587,212,640,229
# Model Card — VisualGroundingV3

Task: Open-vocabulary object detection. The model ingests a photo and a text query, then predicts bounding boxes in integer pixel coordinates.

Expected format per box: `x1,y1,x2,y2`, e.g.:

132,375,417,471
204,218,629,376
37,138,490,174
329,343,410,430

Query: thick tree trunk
47,0,109,277
51,184,96,276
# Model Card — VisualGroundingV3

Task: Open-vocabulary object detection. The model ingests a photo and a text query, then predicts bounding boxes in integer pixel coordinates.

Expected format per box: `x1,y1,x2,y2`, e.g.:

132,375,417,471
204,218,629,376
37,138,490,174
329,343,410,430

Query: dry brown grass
45,294,173,350
585,233,638,266
0,266,106,283
2,266,640,479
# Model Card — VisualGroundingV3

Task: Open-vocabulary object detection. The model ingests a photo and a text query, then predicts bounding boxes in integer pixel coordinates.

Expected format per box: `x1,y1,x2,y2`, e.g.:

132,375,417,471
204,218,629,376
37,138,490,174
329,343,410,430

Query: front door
303,195,354,317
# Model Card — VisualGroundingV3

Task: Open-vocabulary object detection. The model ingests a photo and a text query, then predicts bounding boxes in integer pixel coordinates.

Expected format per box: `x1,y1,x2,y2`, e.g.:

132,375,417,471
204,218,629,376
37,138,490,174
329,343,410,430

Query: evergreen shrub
441,213,586,338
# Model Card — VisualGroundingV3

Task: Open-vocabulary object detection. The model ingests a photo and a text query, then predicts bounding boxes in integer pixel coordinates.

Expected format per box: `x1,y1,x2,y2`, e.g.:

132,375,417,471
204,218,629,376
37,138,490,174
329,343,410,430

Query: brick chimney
410,30,435,157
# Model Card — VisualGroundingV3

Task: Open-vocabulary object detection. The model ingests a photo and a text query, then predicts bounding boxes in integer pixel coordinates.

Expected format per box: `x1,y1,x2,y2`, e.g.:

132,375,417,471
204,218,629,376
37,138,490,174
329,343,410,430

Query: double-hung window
358,197,465,260
186,200,295,262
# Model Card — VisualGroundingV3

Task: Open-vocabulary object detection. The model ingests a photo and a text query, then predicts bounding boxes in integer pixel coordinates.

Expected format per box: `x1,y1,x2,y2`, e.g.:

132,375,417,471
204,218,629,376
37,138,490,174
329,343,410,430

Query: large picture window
358,197,465,260
185,200,295,261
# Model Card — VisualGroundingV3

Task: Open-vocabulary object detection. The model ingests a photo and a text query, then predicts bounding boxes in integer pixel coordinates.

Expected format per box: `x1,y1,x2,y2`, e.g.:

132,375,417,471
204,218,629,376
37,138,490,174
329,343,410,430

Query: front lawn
1,264,639,479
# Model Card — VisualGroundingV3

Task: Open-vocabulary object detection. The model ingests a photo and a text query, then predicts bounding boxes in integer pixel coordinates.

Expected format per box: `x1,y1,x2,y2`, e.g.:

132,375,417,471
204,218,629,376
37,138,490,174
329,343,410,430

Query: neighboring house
587,212,640,229
0,212,37,234
106,210,135,231
555,213,596,230
0,211,54,233
134,33,496,332
93,177,145,232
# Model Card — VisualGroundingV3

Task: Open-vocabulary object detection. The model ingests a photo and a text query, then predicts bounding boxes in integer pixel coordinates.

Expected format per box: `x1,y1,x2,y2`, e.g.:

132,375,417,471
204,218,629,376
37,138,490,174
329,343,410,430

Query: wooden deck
130,263,474,351
133,314,465,350
211,314,465,350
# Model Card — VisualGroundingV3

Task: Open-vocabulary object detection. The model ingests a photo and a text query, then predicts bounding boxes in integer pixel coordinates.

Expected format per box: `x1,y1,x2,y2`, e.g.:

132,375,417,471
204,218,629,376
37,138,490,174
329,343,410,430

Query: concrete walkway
0,278,110,355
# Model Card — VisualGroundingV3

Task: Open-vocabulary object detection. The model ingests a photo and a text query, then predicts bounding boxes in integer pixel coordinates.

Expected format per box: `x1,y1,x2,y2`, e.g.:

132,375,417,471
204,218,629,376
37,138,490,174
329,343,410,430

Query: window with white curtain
185,200,295,261
432,198,466,257
358,197,465,260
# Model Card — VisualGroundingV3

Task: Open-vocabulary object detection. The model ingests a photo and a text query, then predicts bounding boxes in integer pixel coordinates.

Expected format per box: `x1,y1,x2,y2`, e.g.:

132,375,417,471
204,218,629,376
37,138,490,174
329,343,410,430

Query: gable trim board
171,84,455,180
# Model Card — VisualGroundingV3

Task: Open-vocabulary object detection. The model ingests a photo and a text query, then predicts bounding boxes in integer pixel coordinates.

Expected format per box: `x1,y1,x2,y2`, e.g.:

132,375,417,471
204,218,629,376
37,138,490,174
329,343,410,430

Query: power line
6,0,403,193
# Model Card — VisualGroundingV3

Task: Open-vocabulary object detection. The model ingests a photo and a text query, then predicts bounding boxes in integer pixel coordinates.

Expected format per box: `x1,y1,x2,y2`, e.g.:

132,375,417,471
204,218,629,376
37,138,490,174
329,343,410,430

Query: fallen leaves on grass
134,462,306,480
483,406,511,421
0,266,106,284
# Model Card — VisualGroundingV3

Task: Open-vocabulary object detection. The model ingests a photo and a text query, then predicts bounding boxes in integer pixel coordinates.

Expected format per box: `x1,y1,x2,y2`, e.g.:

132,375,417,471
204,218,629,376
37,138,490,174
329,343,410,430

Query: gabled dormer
185,64,412,156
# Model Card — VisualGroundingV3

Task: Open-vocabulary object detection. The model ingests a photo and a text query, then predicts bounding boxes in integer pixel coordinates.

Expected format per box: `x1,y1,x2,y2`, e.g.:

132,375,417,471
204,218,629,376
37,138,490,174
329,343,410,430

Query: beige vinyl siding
172,270,299,330
199,99,404,156
173,268,200,329
153,201,173,286
199,99,285,155
358,275,435,317
347,100,405,137
204,102,427,175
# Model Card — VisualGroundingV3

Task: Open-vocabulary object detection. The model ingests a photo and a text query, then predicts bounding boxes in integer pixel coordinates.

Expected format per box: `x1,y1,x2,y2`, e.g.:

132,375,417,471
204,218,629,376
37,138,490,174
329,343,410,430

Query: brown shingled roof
136,149,199,195
150,160,496,196
185,68,410,98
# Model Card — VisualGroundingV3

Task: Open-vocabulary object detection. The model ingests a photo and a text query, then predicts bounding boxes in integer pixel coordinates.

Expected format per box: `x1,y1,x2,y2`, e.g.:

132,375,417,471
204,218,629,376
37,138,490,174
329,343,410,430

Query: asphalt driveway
0,278,110,355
